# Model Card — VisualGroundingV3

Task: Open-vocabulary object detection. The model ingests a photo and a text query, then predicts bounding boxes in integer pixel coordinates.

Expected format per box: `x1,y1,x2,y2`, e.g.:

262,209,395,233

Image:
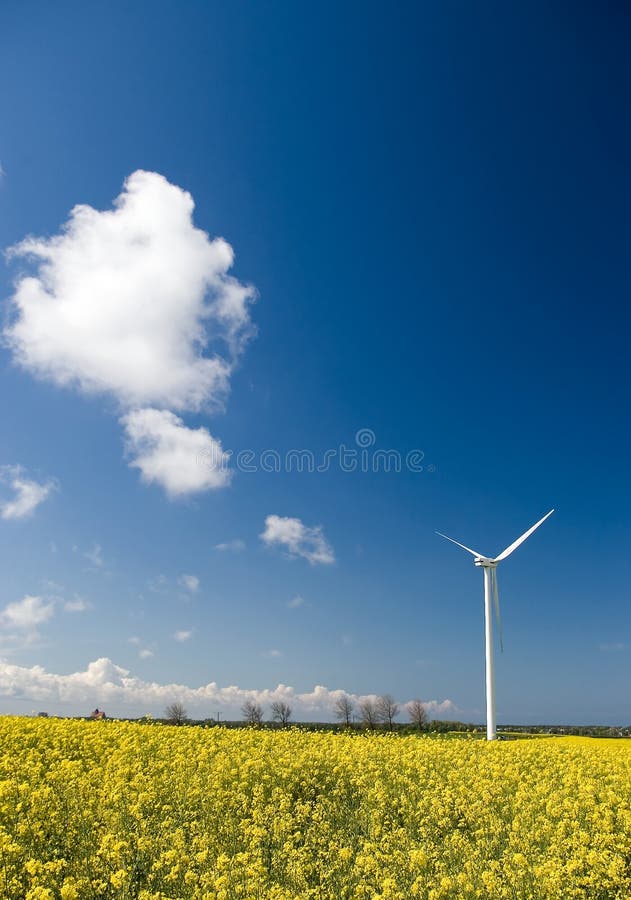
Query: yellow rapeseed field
0,718,630,899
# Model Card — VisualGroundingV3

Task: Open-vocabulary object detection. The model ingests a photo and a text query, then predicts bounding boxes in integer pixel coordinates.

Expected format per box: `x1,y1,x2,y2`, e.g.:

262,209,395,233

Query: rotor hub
474,558,497,568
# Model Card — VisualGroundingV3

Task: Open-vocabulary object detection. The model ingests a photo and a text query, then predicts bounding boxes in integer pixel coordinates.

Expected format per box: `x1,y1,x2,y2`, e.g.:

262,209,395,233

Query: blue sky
0,2,630,723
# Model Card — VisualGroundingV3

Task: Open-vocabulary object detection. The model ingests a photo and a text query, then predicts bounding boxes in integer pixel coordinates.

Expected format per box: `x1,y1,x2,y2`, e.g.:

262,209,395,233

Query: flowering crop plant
1,717,630,898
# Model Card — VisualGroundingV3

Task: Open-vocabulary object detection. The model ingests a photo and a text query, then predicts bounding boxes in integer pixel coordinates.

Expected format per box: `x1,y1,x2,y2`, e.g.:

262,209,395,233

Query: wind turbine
437,509,554,741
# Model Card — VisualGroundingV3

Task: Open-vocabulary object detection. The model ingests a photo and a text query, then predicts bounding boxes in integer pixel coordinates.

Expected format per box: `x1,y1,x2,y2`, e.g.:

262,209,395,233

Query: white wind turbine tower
437,509,554,741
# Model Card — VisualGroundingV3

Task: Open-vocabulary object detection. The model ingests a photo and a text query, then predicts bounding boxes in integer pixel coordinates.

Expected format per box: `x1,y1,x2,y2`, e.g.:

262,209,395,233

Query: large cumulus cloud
4,171,255,497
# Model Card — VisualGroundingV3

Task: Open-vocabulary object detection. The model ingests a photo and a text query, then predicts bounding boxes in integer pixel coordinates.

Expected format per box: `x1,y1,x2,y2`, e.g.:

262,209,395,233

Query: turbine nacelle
474,558,497,568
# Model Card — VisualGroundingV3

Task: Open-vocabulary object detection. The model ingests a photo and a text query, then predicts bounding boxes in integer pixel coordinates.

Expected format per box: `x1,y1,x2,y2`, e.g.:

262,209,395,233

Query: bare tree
359,698,379,729
333,695,355,727
376,694,399,730
164,701,188,725
407,698,429,731
271,700,292,726
242,699,264,726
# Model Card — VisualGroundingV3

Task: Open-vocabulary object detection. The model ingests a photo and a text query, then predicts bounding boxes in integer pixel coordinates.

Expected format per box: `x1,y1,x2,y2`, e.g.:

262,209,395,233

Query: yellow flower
110,869,128,889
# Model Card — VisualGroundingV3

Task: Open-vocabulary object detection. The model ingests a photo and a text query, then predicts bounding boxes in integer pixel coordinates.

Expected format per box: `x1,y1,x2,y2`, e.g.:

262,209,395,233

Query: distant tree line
163,695,430,730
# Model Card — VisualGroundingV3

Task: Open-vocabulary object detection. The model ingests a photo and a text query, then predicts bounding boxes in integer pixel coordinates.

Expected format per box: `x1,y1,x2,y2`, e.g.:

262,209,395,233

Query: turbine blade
435,532,485,558
492,568,503,653
493,509,555,562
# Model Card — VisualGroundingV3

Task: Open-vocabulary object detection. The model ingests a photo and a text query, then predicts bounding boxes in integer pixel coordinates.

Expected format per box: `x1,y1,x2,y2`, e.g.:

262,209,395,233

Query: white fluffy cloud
1,595,54,629
260,515,335,565
0,466,56,520
4,171,255,498
0,595,55,649
0,655,456,721
121,408,231,498
5,170,254,411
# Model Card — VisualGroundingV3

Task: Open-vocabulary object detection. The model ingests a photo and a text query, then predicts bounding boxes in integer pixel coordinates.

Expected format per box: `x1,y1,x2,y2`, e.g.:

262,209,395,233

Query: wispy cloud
42,580,63,592
214,539,245,552
84,543,104,568
0,466,57,520
63,596,90,613
148,574,168,594
128,636,154,659
178,574,199,594
599,642,626,653
260,515,335,565
173,630,193,642
262,648,282,659
287,594,305,609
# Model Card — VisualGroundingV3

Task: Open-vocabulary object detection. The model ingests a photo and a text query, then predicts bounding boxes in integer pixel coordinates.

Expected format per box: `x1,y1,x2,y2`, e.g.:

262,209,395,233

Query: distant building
90,708,106,720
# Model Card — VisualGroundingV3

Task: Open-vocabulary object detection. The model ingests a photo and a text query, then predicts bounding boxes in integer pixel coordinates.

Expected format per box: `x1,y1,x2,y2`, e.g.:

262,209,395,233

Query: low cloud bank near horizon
0,656,456,721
